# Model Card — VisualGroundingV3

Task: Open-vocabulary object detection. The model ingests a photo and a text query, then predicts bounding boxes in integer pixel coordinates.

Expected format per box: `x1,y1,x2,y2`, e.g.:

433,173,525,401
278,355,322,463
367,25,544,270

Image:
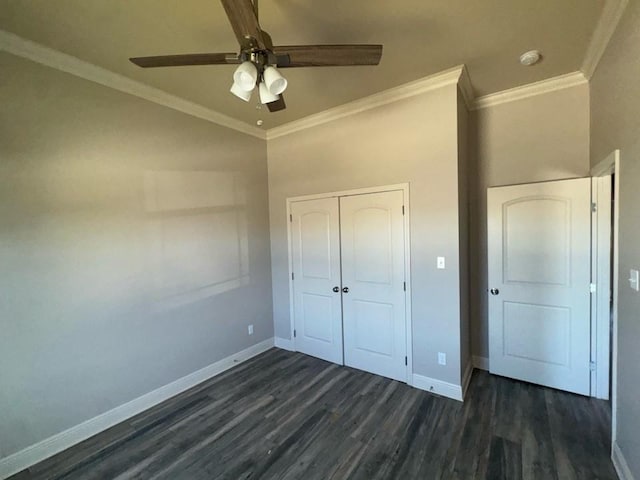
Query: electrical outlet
248,324,254,335
630,269,639,292
438,352,446,365
437,257,446,269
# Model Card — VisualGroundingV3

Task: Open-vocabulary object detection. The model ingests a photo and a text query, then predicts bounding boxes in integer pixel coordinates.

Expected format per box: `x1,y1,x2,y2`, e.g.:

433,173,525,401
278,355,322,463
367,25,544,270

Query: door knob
342,287,349,293
332,286,340,293
490,288,500,295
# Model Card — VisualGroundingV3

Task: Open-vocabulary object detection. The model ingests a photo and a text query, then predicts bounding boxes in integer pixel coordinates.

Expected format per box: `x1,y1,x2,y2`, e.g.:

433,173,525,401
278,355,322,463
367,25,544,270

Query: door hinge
590,361,596,372
405,356,408,366
402,205,405,215
590,283,596,293
403,281,406,291
591,202,597,213
293,329,297,338
292,272,295,280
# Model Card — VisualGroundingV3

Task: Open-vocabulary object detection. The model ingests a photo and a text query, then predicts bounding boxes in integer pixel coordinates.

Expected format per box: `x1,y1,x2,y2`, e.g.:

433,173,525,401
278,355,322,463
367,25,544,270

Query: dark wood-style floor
10,348,616,480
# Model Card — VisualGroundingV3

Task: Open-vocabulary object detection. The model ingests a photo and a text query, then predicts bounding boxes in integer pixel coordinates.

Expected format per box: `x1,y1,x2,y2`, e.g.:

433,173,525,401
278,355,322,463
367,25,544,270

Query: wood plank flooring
9,348,617,480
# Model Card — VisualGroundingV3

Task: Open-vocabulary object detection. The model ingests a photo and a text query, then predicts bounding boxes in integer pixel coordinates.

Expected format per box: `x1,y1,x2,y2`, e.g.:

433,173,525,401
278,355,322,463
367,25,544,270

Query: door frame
590,150,620,447
286,183,413,384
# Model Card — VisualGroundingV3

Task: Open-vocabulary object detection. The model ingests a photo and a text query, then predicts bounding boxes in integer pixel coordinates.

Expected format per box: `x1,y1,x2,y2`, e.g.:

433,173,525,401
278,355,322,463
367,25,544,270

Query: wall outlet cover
438,352,447,365
630,269,639,292
248,325,254,335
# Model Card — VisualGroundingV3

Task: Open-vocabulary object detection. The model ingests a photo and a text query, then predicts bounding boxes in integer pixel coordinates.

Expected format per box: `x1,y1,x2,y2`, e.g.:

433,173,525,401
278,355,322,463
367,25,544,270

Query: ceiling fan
129,0,383,113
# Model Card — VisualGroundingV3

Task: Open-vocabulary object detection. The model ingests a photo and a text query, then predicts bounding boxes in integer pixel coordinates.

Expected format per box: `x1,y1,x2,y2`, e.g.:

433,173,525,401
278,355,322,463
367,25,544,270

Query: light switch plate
437,257,446,269
630,269,639,292
438,352,446,365
248,324,254,335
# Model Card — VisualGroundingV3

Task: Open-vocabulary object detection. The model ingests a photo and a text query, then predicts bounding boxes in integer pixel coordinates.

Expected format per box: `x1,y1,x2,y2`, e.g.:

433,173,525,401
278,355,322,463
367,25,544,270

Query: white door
340,191,407,382
488,178,592,395
291,198,343,364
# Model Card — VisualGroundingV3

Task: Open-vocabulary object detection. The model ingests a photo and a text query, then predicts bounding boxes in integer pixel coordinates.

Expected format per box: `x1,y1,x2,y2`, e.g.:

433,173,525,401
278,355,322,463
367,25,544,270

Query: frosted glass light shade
263,66,288,95
259,82,280,104
233,62,258,91
230,81,252,102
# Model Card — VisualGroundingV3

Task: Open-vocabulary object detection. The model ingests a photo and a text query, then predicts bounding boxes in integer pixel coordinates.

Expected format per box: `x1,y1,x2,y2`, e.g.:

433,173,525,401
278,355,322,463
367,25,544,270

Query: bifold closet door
340,191,407,382
290,197,344,364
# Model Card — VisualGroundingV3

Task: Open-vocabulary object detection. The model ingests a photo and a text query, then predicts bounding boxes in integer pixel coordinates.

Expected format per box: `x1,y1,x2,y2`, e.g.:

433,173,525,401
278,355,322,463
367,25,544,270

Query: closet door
291,198,343,364
340,191,407,381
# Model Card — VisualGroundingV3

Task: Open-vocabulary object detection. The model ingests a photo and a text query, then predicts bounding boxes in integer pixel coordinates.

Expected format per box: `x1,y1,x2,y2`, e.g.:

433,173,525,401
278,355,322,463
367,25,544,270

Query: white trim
612,442,636,480
267,66,466,140
472,72,587,111
286,199,297,356
412,374,463,402
0,29,266,140
402,186,414,386
286,184,413,385
286,184,411,203
591,153,617,177
472,355,489,371
457,65,475,110
610,151,621,448
0,338,274,480
274,336,295,351
462,361,474,400
581,0,629,79
590,175,613,400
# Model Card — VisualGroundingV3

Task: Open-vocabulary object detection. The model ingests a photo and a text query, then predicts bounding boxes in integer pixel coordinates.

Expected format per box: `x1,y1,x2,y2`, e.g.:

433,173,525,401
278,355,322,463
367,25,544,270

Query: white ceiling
0,1,605,129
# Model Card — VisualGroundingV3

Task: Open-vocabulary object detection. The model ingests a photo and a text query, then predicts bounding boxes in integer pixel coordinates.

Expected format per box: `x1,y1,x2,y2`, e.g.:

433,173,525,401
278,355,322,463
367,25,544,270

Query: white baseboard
0,338,274,480
462,362,474,400
412,374,463,402
473,355,489,371
274,337,295,351
612,441,636,480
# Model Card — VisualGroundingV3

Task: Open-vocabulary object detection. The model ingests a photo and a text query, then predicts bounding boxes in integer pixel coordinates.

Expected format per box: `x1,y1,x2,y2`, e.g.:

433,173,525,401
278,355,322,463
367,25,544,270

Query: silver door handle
490,288,500,295
332,286,340,293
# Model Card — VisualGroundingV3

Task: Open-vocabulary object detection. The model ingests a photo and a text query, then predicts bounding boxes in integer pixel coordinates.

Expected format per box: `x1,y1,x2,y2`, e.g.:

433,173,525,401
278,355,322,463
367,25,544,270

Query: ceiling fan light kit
230,81,252,102
129,0,383,113
233,61,259,91
259,81,280,104
263,66,287,95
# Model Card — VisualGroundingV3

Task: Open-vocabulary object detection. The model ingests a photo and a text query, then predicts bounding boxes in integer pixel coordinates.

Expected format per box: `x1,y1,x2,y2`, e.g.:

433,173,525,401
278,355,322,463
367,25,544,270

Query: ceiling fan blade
267,95,286,112
130,53,239,68
273,45,383,67
220,0,266,50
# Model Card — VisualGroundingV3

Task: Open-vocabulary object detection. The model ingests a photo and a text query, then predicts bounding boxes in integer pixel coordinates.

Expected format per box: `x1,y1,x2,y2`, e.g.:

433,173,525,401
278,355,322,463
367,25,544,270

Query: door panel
291,198,343,364
341,191,407,381
488,178,591,395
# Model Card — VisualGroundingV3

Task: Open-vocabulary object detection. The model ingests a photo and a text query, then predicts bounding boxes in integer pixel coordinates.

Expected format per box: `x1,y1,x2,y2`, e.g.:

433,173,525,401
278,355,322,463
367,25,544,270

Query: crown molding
581,0,629,79
472,71,588,111
0,29,266,140
267,65,468,140
457,65,475,110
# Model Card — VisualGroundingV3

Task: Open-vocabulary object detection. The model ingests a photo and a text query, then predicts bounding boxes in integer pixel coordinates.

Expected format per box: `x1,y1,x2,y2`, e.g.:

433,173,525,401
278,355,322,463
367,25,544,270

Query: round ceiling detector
520,50,542,66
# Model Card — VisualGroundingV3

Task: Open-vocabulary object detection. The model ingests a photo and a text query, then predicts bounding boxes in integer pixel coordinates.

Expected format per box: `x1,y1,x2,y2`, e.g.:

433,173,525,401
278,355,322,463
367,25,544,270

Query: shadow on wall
142,170,250,311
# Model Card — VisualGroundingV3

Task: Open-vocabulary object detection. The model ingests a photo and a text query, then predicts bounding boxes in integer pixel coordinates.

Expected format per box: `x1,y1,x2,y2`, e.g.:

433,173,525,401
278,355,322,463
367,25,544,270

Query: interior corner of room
1,0,639,479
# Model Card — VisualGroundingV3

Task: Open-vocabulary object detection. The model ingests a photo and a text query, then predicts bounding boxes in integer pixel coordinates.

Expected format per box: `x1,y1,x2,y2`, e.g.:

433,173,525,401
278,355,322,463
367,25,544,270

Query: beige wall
590,1,640,475
0,52,272,458
268,84,469,385
469,84,591,359
457,90,471,374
